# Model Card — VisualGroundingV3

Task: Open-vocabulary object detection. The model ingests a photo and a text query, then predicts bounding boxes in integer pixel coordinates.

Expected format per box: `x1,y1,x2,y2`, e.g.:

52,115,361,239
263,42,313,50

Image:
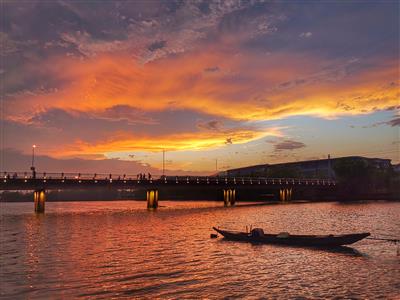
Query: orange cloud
3,46,398,159
48,127,282,157
5,47,399,125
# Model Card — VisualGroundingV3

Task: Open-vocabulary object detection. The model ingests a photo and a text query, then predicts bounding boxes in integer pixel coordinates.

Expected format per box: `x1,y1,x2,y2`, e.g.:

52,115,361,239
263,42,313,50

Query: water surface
1,201,399,299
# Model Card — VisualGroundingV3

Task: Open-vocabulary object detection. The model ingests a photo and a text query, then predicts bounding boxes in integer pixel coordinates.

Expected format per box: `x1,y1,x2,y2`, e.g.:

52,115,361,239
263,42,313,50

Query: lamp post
31,145,36,179
162,149,165,176
31,145,36,167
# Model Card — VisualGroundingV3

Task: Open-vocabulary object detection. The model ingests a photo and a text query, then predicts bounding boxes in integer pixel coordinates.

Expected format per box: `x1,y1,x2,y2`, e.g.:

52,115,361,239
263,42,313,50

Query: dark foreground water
1,201,399,299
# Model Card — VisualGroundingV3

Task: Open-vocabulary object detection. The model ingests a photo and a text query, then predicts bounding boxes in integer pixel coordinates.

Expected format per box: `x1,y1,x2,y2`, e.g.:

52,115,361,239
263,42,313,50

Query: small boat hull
213,227,370,248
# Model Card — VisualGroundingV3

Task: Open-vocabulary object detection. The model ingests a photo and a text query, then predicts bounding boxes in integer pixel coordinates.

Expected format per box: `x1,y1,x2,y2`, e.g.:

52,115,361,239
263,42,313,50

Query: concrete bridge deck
0,171,337,212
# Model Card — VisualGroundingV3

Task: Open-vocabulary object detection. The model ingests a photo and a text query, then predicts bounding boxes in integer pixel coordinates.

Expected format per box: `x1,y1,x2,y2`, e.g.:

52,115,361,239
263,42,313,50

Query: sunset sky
1,0,399,174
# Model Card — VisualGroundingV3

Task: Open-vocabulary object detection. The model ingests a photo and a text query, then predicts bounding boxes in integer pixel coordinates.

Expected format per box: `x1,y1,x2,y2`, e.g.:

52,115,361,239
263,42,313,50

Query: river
1,200,399,299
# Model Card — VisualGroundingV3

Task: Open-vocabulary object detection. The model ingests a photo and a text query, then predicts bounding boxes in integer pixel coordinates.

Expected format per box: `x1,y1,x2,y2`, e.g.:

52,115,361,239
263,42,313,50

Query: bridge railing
1,172,141,180
1,171,336,186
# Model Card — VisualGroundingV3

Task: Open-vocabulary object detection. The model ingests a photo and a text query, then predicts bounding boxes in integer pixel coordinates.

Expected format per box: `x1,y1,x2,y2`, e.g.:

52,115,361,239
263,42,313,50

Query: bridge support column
34,189,46,213
279,188,292,202
223,189,236,206
147,189,158,209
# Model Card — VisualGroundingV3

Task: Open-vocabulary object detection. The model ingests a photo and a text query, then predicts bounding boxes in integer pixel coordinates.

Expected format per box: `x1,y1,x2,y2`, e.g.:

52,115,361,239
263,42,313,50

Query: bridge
0,171,336,212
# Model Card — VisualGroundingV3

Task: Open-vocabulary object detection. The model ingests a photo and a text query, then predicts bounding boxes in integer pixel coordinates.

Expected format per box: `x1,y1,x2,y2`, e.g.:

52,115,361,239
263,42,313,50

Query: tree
333,157,394,197
333,157,369,180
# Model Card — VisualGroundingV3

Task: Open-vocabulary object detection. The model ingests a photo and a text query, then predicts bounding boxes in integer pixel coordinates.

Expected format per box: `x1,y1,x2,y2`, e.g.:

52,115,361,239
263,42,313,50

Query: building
225,156,392,179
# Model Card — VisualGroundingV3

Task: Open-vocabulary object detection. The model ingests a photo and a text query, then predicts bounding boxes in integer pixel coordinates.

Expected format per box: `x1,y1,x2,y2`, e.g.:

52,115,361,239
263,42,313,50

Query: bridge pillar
279,188,293,202
223,189,236,206
147,189,158,209
34,189,46,213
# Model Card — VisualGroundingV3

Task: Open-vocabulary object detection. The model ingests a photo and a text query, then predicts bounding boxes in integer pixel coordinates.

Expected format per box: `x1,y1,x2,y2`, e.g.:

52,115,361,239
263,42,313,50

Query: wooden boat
213,227,370,248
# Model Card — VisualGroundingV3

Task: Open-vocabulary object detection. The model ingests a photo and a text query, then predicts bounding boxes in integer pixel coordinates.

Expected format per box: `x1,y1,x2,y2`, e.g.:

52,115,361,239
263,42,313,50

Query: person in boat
250,228,265,237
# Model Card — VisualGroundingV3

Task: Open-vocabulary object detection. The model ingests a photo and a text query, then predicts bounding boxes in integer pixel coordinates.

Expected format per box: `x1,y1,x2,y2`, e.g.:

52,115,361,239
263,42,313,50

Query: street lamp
31,145,37,179
31,145,36,167
162,149,165,176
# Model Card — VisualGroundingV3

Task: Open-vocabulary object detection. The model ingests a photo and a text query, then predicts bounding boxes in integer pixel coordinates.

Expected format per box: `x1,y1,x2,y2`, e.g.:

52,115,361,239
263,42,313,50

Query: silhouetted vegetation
333,157,399,199
333,157,369,181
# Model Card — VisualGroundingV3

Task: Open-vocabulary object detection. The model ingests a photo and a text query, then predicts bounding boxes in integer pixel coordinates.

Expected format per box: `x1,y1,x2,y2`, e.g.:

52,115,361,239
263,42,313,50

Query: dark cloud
386,105,400,111
270,58,364,94
268,139,306,152
295,79,306,85
216,3,280,38
204,66,220,73
225,138,233,145
244,2,399,60
1,0,282,65
25,107,230,137
387,117,400,127
148,40,167,52
2,56,68,97
98,105,157,125
29,108,75,126
279,81,291,88
197,120,222,131
364,116,400,128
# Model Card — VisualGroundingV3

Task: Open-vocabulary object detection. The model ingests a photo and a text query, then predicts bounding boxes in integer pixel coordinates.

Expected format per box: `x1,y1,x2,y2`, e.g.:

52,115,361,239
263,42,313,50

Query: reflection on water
1,201,399,299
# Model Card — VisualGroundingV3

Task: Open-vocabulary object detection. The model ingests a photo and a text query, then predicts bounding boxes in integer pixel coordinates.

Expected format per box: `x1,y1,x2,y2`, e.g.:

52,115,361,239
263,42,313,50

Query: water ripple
1,201,399,299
